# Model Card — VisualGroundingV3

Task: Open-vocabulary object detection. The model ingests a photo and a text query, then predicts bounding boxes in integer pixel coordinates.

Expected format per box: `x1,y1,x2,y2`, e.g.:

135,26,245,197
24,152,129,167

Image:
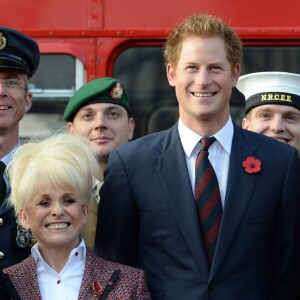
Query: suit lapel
78,248,99,299
8,257,42,299
154,126,209,278
210,125,260,279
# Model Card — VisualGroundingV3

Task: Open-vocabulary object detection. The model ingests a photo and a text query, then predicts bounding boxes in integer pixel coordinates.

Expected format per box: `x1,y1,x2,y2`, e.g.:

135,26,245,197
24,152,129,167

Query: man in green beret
237,71,300,155
63,77,135,248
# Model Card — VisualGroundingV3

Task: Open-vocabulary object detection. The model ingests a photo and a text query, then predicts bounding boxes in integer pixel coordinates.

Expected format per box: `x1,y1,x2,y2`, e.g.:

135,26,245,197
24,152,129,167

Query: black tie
0,161,6,206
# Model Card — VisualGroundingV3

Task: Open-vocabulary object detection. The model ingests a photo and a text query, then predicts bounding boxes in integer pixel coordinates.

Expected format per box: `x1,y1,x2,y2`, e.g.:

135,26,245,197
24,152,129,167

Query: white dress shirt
178,117,234,207
31,239,86,300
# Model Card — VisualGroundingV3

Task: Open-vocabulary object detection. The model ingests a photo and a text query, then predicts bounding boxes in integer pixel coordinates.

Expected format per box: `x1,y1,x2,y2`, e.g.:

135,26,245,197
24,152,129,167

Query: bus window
114,46,300,138
113,47,174,139
20,54,84,138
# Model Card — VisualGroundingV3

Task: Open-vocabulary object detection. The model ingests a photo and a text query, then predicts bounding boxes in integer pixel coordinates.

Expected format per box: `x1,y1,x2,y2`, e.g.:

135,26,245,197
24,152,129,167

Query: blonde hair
164,14,243,69
7,133,99,215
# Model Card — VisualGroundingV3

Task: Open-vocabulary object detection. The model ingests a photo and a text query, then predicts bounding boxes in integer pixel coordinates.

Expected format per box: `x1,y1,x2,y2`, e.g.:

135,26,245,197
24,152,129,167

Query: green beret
63,77,130,121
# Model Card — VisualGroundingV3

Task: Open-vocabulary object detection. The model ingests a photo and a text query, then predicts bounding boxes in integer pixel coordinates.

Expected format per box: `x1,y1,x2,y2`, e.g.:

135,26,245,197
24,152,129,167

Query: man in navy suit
94,14,300,299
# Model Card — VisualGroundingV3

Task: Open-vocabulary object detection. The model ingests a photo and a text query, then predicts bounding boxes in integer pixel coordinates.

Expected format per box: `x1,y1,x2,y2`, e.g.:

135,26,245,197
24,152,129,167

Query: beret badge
0,32,7,50
110,82,123,100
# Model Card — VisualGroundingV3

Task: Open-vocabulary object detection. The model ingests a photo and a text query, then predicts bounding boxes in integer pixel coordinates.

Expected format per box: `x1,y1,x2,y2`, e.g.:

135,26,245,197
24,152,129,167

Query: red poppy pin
242,156,262,174
93,281,103,296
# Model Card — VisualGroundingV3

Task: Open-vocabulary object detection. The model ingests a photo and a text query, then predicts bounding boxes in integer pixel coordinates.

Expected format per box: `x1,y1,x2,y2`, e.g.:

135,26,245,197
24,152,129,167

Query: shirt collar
31,239,86,264
178,117,234,158
1,142,20,187
1,142,20,166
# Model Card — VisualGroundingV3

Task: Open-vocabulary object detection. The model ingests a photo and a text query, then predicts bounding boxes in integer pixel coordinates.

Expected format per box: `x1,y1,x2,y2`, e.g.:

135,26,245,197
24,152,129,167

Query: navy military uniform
0,185,31,269
0,27,40,269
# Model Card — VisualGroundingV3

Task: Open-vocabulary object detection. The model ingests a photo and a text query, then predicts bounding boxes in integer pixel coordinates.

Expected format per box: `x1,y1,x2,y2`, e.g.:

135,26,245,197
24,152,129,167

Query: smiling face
0,69,32,136
67,102,134,162
167,36,240,135
19,183,88,254
243,104,300,153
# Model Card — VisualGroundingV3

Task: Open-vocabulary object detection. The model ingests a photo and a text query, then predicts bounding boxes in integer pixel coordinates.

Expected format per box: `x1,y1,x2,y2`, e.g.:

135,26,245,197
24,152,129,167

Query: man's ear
166,63,176,87
67,122,74,133
242,117,250,129
24,92,33,113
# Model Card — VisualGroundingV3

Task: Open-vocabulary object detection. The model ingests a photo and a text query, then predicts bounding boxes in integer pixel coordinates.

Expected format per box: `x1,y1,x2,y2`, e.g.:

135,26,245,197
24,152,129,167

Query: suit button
0,218,3,225
208,283,217,290
0,251,4,259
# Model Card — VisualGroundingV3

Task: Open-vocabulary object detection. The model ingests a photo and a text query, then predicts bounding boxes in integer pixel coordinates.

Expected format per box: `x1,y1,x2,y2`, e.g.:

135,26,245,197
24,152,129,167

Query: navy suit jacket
95,123,300,300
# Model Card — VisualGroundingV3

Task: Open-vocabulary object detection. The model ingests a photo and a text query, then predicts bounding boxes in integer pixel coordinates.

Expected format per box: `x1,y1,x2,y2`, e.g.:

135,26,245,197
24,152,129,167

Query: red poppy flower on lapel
93,281,103,296
242,156,262,174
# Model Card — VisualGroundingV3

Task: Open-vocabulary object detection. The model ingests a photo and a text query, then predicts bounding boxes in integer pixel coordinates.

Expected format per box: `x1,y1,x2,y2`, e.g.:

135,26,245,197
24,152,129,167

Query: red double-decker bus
2,0,300,138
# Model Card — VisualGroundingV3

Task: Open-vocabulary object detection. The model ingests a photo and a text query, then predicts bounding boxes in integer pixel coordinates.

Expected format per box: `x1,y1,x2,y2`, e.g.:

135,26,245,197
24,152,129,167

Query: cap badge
0,32,7,50
110,82,123,100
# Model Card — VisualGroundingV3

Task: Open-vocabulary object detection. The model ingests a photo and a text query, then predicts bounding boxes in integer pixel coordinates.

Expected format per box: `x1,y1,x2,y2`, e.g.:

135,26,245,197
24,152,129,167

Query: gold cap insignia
0,32,7,50
110,82,123,99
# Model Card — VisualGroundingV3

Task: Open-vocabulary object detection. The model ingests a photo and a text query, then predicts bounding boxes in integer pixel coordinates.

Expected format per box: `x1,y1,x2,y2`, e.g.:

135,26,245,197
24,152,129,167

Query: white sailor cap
236,71,300,114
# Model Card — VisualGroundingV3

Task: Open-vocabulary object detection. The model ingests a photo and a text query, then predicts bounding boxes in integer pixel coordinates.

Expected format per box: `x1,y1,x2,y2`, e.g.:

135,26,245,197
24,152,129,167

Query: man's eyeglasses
0,79,27,89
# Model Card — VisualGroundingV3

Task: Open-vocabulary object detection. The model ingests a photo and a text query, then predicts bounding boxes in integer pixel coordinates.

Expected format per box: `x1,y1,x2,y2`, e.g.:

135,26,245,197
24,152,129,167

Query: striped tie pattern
195,137,222,267
0,161,6,206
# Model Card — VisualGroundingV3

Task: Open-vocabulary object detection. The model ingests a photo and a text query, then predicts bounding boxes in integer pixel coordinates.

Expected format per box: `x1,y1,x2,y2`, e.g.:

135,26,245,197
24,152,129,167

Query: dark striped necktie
195,137,222,268
0,161,6,206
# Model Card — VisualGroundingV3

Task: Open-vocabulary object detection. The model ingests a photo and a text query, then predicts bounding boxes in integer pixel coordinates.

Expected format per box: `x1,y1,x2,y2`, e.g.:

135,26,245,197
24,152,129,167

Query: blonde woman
0,134,150,300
